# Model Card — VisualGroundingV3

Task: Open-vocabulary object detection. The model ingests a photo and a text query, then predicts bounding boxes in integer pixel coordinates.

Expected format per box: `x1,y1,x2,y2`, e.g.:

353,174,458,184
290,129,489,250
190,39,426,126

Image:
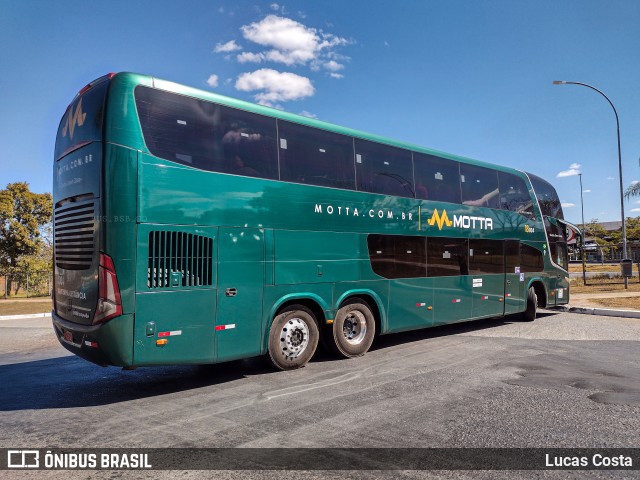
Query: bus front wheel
329,299,376,358
267,305,319,370
522,287,537,322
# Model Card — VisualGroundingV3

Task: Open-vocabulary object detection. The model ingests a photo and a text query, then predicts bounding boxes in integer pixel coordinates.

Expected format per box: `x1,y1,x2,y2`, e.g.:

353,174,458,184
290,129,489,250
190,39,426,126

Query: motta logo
525,225,535,233
62,98,86,140
427,209,453,230
426,208,493,231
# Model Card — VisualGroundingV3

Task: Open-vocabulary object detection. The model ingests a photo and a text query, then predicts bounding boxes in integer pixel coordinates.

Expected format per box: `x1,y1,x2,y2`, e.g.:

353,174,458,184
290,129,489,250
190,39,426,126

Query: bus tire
522,286,537,322
329,299,376,358
267,305,319,371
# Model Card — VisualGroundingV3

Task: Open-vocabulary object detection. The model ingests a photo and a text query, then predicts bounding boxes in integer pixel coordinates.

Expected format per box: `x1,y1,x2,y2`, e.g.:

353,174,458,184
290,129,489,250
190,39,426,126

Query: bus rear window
55,78,109,160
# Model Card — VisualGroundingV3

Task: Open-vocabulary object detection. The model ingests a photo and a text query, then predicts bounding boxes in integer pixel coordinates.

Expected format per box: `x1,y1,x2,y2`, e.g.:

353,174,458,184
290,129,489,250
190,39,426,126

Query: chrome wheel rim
279,317,310,359
342,311,367,345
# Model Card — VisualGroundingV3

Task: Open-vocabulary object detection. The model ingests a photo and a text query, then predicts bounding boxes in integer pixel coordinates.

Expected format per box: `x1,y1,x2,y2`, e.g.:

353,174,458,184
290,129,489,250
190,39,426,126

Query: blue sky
1,0,639,224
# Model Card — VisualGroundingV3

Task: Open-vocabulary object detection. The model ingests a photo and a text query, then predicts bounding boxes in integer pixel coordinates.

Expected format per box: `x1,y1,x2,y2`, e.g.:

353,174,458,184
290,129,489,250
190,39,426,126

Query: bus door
504,240,525,315
216,227,265,362
469,239,505,319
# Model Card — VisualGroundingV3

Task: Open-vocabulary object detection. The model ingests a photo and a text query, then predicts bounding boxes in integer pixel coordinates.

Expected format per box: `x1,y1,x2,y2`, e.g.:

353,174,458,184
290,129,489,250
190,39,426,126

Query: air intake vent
54,200,96,270
148,231,214,288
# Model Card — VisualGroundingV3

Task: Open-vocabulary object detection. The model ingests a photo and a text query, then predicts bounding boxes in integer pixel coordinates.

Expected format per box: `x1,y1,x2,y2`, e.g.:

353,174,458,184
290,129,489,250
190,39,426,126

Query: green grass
0,300,52,316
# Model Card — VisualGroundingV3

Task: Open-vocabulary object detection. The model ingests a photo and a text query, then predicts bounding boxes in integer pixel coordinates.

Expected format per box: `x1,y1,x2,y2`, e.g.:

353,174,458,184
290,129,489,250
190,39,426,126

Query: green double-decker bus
52,73,577,370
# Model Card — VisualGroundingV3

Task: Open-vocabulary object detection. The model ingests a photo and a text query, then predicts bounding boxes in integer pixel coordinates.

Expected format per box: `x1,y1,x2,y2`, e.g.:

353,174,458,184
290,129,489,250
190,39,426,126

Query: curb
0,312,52,321
552,305,640,319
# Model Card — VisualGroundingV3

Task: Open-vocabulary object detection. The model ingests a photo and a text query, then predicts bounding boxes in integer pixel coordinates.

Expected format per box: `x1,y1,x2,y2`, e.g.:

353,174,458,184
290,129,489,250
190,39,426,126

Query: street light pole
552,80,628,288
579,173,587,285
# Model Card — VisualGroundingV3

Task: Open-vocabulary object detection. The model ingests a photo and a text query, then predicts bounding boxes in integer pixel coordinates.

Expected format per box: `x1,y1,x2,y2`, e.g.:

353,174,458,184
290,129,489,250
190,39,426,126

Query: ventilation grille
148,231,214,288
54,201,96,270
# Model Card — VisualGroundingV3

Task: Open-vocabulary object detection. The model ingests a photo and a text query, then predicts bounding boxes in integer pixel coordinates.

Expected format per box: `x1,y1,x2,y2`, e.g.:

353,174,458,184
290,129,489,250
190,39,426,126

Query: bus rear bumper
52,311,135,367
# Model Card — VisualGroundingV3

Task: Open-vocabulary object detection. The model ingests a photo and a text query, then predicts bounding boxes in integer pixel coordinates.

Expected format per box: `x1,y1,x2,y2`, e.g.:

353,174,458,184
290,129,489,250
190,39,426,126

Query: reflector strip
158,330,182,337
452,299,461,303
84,340,99,348
506,293,512,297
215,324,236,331
482,296,489,300
416,303,426,307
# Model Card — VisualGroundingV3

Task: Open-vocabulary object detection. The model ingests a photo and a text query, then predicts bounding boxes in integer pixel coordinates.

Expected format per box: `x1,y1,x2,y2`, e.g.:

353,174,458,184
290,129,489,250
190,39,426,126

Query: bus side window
427,237,469,277
469,239,504,274
367,235,426,279
413,153,461,204
498,172,535,219
355,139,414,198
520,244,544,272
218,106,279,180
460,164,500,209
278,121,355,190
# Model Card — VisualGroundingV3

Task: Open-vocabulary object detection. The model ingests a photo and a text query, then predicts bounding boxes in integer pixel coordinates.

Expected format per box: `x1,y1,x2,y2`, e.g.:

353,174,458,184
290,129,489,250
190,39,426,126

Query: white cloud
206,74,219,88
631,180,640,185
235,68,315,106
631,208,640,213
237,52,265,63
270,3,280,10
582,189,591,193
329,73,344,79
324,60,344,72
214,40,242,53
561,202,576,208
299,110,317,119
556,162,581,178
240,15,348,66
607,176,615,180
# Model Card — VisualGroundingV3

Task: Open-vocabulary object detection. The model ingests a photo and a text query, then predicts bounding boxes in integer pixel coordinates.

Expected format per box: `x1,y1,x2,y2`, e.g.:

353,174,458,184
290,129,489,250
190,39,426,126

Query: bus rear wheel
522,286,537,322
329,299,376,358
267,305,319,370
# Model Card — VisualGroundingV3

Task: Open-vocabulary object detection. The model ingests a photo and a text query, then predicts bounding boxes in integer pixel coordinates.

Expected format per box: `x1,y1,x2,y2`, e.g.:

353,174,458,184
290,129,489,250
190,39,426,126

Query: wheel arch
528,279,548,308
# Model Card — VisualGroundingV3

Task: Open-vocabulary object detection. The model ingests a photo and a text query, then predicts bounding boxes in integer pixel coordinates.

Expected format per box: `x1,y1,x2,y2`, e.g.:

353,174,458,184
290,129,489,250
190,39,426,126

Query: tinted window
469,239,504,274
427,237,469,277
545,218,568,270
278,121,355,189
498,172,535,219
460,164,500,208
528,173,564,219
355,139,414,198
135,86,278,179
520,244,544,272
56,77,109,160
505,240,520,271
413,153,461,204
367,235,426,279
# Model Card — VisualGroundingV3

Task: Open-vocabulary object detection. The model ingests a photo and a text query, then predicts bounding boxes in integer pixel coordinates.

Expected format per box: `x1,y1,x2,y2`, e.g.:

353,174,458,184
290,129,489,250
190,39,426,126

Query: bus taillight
94,253,122,324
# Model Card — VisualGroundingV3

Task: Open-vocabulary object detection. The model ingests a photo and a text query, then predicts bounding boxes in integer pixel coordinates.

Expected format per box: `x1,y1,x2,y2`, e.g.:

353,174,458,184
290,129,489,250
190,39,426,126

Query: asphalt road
1,311,639,479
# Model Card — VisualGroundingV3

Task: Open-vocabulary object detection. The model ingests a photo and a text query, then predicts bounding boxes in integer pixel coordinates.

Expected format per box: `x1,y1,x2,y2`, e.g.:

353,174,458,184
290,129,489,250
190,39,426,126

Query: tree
625,182,640,199
0,183,53,294
627,217,640,243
